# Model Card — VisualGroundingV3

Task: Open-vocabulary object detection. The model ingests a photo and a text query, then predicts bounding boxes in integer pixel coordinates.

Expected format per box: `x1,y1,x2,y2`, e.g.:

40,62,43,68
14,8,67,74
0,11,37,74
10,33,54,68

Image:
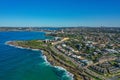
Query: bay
0,31,73,80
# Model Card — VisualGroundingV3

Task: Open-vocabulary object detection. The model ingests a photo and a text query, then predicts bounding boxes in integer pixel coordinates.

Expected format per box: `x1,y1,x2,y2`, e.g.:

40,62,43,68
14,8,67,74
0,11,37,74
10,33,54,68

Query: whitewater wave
41,55,51,66
31,49,39,51
54,66,74,80
41,54,74,80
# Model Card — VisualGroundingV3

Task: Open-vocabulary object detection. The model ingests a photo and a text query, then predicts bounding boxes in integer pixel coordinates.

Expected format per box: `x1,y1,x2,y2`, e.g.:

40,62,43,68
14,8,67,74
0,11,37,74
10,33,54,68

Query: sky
0,0,120,27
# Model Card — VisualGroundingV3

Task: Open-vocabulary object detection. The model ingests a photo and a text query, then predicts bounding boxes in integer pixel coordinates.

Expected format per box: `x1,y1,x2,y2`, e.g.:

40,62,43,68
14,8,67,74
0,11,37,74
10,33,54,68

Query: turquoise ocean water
0,31,73,80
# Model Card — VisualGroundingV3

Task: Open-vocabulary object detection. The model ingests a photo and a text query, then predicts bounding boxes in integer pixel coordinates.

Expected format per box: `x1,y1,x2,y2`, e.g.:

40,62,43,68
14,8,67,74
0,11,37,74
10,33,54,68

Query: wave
41,55,51,66
54,66,74,80
31,49,39,51
41,54,74,80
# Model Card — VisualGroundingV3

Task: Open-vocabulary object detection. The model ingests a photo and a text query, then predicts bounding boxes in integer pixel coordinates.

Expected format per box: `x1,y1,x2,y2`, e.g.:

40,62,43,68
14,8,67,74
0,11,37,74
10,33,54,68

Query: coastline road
51,46,81,68
51,39,106,80
51,46,106,80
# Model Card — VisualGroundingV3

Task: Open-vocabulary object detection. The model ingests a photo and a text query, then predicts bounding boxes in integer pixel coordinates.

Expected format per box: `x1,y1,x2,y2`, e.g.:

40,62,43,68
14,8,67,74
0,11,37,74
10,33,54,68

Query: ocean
0,31,73,80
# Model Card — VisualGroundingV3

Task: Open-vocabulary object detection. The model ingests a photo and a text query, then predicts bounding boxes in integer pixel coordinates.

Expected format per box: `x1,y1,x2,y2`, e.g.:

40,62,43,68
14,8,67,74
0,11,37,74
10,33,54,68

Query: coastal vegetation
7,40,84,80
5,27,120,80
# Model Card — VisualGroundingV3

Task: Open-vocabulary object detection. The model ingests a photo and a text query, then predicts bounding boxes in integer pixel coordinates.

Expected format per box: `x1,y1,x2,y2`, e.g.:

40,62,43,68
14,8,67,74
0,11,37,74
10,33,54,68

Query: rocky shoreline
6,41,89,80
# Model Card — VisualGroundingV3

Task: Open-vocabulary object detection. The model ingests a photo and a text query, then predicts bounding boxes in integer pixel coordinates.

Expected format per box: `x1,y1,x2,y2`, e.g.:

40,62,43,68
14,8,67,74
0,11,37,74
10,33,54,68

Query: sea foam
54,66,74,80
41,55,51,66
41,54,74,80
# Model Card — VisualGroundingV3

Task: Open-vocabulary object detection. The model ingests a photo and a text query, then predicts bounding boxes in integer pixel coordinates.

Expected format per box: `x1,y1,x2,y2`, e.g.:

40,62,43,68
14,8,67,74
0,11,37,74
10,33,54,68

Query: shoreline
5,41,40,51
42,54,74,80
5,41,74,80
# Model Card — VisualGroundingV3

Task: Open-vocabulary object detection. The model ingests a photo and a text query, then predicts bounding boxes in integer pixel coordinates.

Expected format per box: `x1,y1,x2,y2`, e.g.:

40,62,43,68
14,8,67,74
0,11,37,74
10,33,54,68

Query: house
97,56,117,63
99,62,111,68
105,49,118,54
90,65,108,74
108,67,120,74
54,37,61,41
81,59,93,65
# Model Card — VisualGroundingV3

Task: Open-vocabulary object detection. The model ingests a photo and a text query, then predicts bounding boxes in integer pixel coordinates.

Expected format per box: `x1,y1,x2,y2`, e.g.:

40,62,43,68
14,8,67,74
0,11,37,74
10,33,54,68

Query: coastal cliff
6,40,90,80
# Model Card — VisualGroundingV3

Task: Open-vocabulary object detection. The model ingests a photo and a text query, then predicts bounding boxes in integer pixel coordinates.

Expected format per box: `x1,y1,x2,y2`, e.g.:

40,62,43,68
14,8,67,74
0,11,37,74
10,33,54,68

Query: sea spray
41,54,74,80
31,49,39,51
41,54,51,66
54,66,74,80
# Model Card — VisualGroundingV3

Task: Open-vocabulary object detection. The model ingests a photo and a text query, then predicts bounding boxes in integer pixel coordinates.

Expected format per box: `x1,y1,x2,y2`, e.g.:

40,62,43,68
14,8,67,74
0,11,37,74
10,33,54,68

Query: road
107,75,120,80
51,45,107,80
51,46,80,66
51,39,107,80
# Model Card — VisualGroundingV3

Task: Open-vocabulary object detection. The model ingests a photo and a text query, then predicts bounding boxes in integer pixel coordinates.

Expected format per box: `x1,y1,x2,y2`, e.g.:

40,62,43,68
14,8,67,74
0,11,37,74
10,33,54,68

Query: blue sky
0,0,120,27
